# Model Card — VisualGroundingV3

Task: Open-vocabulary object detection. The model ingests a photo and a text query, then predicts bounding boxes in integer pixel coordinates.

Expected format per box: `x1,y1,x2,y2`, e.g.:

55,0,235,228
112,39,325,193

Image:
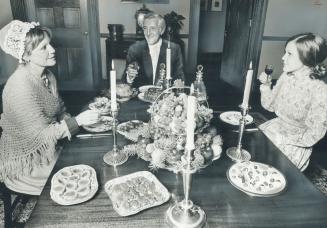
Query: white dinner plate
219,111,254,125
82,116,115,133
50,164,98,205
227,161,287,197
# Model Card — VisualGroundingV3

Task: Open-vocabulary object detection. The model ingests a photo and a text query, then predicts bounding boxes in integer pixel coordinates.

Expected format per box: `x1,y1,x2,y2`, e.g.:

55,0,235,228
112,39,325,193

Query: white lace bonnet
0,20,40,63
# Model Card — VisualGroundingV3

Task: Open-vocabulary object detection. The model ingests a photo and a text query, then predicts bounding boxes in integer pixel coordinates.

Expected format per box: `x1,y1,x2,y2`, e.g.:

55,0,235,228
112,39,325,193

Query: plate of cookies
50,164,98,205
227,161,287,197
138,86,163,103
105,171,170,216
117,120,150,142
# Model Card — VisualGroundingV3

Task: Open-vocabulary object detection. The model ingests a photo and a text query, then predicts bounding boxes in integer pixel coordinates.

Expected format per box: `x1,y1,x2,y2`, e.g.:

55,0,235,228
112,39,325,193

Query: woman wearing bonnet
0,20,100,195
258,33,327,171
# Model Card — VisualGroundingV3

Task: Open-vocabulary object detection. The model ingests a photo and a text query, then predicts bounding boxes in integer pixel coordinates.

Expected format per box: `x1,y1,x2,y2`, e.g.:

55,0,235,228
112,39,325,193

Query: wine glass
264,64,274,82
127,61,140,83
265,64,274,75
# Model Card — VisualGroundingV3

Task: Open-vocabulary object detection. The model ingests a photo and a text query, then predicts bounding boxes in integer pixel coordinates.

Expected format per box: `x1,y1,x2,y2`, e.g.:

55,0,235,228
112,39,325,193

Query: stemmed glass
264,64,274,81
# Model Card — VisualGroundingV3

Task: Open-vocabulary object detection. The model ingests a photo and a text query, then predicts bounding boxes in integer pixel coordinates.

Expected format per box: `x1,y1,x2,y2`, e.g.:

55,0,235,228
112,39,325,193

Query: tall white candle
110,61,117,111
185,95,196,151
166,44,171,80
242,61,253,109
190,83,194,95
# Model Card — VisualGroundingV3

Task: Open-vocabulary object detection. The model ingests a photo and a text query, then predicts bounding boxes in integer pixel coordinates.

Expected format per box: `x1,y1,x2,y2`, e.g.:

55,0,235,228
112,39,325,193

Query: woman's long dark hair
286,33,327,80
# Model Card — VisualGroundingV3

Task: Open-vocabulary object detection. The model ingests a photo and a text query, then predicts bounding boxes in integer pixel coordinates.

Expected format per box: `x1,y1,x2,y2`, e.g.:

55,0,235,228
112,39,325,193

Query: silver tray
105,171,170,216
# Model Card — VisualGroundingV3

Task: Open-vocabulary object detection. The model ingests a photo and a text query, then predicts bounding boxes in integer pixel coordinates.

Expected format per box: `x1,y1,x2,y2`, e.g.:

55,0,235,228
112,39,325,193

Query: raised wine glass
264,64,274,81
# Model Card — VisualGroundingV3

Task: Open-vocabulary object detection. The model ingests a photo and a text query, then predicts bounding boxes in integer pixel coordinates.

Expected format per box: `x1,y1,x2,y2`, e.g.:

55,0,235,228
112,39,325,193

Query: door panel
24,0,100,91
36,8,55,27
220,0,254,91
63,8,81,28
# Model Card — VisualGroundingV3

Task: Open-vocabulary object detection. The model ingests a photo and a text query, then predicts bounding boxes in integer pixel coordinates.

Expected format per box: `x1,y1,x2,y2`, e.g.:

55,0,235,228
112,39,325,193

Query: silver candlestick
226,104,251,162
165,78,172,89
103,110,128,166
166,150,206,228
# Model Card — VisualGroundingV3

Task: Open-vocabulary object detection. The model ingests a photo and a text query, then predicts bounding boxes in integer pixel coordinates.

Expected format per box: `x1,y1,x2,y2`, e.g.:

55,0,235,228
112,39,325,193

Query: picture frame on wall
121,0,169,3
201,0,223,11
211,0,223,11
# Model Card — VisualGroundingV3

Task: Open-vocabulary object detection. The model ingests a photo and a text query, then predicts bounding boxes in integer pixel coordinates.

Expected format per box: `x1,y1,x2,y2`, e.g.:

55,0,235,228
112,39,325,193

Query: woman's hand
75,110,100,126
258,72,272,85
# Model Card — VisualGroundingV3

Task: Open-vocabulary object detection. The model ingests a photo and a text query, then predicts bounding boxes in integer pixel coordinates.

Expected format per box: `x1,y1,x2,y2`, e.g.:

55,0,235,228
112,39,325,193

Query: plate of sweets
82,116,115,133
138,86,163,103
105,171,170,216
219,111,254,126
50,164,98,205
227,161,287,197
89,97,112,115
117,120,150,142
138,85,161,93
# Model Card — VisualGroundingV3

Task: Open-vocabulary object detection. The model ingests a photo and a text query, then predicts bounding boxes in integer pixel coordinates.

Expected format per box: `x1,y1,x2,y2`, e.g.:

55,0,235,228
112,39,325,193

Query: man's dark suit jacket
122,39,184,87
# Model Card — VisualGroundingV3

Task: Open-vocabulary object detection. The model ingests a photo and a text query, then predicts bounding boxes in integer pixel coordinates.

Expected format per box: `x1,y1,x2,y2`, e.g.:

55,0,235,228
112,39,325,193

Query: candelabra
166,150,206,228
103,110,128,166
226,105,251,162
165,78,172,89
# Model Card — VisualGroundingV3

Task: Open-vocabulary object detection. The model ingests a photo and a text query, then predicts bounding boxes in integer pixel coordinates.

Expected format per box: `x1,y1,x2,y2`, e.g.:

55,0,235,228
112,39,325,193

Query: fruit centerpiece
121,88,222,172
147,91,222,171
148,92,212,136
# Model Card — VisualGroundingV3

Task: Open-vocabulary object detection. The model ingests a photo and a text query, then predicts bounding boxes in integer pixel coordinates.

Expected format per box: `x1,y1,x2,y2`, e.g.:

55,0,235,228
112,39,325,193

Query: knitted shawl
0,67,65,181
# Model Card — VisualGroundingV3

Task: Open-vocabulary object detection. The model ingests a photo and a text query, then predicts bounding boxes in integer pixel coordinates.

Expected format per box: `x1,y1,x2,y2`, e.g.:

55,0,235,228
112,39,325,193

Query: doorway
10,0,102,91
195,0,267,109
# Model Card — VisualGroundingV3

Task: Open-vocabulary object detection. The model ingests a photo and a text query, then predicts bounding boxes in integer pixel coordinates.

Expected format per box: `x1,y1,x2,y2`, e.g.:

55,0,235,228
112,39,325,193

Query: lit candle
166,41,171,80
190,83,194,95
110,61,117,111
185,95,196,151
242,61,253,109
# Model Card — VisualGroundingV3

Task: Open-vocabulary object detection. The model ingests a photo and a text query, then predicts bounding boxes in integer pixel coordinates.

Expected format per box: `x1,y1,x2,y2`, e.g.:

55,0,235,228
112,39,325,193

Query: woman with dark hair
258,33,327,171
0,20,100,195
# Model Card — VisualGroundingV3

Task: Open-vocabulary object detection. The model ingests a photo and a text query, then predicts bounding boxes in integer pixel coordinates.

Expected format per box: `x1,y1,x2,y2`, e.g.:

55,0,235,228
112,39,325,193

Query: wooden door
22,0,101,91
220,0,255,91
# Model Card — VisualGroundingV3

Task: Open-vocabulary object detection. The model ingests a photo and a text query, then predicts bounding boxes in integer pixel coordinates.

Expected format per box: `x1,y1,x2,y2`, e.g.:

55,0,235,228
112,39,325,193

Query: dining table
26,98,327,228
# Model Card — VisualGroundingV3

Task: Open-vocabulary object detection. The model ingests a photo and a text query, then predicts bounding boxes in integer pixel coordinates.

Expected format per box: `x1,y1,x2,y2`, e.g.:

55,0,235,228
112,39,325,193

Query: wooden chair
0,182,31,228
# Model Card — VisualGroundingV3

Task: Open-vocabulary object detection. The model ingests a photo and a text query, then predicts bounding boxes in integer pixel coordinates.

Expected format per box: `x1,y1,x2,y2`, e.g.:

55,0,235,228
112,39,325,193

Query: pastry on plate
50,164,98,205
